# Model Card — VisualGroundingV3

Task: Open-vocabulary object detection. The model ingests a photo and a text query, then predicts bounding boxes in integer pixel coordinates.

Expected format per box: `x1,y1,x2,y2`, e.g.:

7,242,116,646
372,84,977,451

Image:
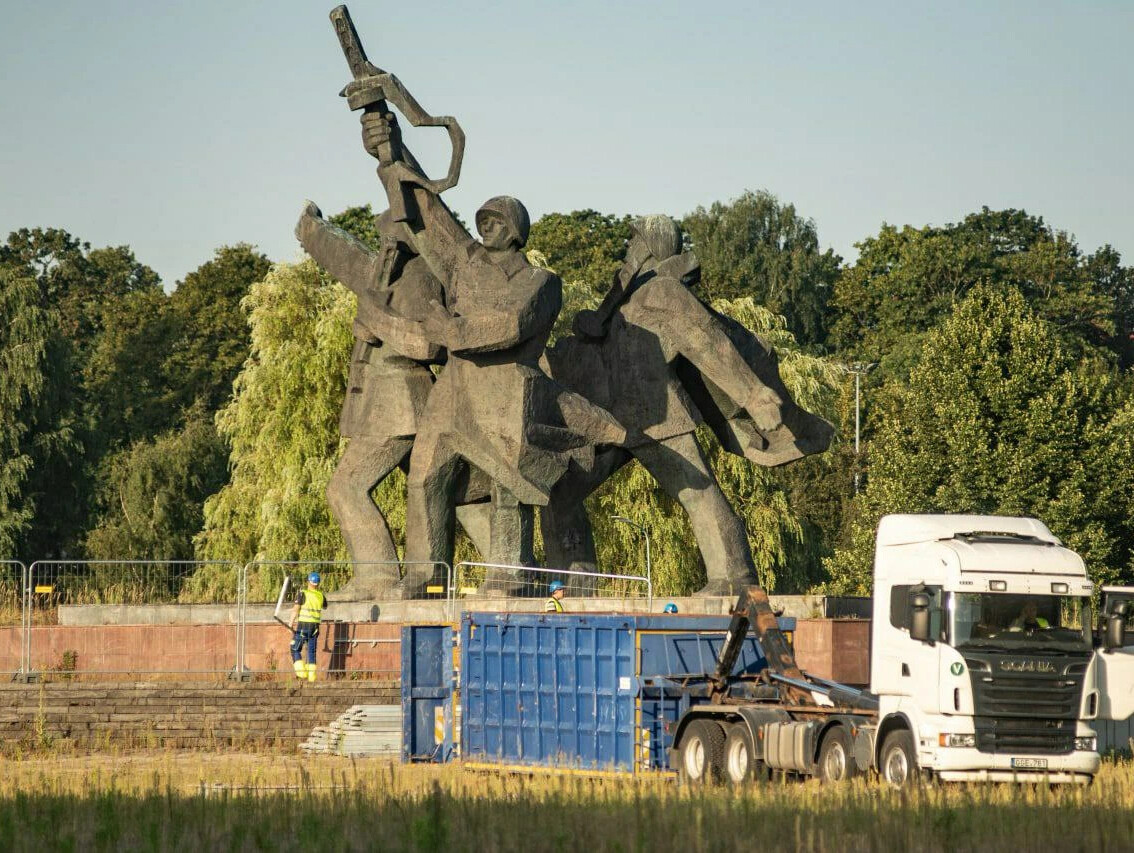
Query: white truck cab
870,514,1100,783
1096,586,1134,726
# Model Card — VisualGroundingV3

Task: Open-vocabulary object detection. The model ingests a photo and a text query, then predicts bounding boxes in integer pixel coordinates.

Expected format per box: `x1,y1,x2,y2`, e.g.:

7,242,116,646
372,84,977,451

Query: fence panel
453,562,653,610
24,560,242,680
239,561,450,682
0,561,26,678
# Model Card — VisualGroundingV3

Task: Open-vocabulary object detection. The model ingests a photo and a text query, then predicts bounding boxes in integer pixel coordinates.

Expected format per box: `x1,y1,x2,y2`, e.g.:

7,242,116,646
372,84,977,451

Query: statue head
476,196,531,250
629,215,682,264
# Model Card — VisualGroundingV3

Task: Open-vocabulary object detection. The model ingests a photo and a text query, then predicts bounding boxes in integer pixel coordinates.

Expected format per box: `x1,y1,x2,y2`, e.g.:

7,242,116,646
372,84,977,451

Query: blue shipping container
458,612,791,773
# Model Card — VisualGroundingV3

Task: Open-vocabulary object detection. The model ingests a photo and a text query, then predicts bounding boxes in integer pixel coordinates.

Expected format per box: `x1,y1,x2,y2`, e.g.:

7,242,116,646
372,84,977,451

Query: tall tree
682,191,841,349
0,264,51,556
166,244,272,412
0,228,162,558
825,286,1134,594
830,208,1118,376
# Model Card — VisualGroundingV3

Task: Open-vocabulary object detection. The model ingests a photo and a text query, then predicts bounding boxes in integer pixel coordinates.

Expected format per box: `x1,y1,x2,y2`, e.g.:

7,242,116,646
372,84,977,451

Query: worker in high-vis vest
545,580,566,613
289,572,326,682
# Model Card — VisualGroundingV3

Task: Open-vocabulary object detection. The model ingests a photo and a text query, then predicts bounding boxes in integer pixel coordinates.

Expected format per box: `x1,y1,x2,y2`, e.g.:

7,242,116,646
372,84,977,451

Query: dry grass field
2,752,1132,851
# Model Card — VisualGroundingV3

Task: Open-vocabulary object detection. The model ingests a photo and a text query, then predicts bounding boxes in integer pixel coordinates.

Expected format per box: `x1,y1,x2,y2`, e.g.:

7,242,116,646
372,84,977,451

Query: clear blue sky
2,1,1131,288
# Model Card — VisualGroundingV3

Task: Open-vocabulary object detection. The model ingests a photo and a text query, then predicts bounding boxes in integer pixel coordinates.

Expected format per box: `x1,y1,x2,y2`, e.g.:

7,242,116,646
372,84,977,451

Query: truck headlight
938,733,976,748
1073,736,1097,752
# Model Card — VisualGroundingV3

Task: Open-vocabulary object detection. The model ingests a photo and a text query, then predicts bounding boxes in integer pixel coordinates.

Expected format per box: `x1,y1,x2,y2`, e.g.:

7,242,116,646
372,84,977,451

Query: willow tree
0,265,50,557
193,259,361,597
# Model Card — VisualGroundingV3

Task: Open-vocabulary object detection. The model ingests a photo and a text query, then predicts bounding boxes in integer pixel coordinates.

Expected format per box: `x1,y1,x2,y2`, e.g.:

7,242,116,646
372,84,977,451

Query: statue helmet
476,196,531,248
630,215,682,262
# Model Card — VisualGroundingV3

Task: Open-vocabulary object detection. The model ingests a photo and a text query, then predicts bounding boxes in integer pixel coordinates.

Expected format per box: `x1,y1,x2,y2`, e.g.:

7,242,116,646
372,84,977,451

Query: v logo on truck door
950,662,965,676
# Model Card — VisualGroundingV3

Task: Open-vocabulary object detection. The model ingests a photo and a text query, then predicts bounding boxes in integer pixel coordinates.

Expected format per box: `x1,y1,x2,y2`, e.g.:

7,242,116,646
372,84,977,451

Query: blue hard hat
663,603,678,614
549,580,565,594
308,572,321,585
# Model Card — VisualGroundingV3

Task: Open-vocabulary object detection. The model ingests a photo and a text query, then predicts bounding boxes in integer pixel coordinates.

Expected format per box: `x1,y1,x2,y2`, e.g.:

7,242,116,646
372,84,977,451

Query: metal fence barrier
0,561,27,678
22,560,243,681
5,556,652,681
453,562,653,610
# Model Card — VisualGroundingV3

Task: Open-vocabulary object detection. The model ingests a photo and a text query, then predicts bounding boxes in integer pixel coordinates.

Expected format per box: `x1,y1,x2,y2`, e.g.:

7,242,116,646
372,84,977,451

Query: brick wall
0,681,398,750
0,621,401,678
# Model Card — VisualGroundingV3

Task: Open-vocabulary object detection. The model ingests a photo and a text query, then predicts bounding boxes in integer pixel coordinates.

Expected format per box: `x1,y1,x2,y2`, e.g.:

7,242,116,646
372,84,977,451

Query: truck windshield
950,593,1091,652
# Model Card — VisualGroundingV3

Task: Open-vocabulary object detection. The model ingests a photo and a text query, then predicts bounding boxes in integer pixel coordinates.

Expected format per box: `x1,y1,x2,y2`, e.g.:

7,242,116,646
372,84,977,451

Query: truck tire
817,725,859,784
723,723,754,785
678,719,725,784
724,722,769,785
879,729,918,787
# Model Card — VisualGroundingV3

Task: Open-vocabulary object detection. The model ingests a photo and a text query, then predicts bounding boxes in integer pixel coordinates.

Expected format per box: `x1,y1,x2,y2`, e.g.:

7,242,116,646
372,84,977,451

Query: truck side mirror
910,592,931,643
1105,603,1127,652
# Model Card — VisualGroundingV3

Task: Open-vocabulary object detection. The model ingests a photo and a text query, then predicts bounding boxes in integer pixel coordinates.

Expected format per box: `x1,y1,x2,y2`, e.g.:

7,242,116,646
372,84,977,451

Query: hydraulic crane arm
710,586,812,705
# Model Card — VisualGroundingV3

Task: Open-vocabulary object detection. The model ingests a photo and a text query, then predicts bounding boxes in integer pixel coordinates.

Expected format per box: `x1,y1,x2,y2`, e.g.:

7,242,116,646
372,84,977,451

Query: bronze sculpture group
296,7,833,598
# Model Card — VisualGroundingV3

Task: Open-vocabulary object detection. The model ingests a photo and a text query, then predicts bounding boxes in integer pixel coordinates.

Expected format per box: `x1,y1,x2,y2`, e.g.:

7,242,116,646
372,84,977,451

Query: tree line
2,192,1132,595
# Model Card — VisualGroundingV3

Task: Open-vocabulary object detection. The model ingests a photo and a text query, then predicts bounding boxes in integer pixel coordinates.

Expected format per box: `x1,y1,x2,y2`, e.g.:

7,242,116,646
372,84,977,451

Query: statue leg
632,432,758,596
326,435,413,597
540,449,632,592
478,483,535,594
403,431,462,595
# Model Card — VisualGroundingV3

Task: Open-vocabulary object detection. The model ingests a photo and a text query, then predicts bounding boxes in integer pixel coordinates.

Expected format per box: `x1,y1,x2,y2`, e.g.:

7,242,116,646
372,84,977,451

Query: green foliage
683,190,841,349
528,210,632,340
528,209,633,292
0,264,49,555
825,286,1134,593
587,298,843,594
195,259,355,566
166,244,272,413
84,412,230,561
83,287,178,452
328,205,383,251
830,208,1120,377
0,228,163,558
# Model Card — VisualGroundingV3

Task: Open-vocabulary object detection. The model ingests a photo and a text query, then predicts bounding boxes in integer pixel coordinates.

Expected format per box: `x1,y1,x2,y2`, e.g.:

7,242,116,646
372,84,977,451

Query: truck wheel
724,723,768,785
879,729,918,787
679,719,725,784
817,726,858,784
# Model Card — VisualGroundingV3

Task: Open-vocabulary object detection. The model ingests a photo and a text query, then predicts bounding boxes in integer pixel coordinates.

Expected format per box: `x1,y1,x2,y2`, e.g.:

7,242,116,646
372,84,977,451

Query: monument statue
301,6,624,596
542,215,834,594
300,6,832,598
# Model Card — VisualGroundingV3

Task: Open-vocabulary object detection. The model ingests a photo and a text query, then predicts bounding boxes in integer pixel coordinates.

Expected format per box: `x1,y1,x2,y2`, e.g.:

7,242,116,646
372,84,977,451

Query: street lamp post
843,362,877,495
611,515,652,605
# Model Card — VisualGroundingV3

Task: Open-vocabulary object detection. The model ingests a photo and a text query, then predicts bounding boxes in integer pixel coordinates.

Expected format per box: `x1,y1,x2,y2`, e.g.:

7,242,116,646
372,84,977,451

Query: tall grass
1,754,1132,851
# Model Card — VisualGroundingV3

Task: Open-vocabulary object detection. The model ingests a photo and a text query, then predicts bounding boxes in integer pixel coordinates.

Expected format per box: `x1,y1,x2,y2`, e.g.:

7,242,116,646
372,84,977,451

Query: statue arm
633,281,786,415
295,204,388,298
573,271,625,338
433,277,560,355
355,305,441,362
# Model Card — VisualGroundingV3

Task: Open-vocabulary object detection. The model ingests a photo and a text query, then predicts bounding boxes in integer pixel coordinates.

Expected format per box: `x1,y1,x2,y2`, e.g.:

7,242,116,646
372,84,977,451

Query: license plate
1011,757,1048,770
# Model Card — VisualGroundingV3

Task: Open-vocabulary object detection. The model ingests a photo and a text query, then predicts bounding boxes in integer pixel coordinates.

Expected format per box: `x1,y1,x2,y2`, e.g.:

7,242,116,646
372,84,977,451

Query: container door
401,624,456,762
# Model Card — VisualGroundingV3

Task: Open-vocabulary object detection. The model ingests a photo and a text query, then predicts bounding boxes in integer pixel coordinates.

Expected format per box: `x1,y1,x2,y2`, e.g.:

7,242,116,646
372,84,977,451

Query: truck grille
965,654,1087,756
